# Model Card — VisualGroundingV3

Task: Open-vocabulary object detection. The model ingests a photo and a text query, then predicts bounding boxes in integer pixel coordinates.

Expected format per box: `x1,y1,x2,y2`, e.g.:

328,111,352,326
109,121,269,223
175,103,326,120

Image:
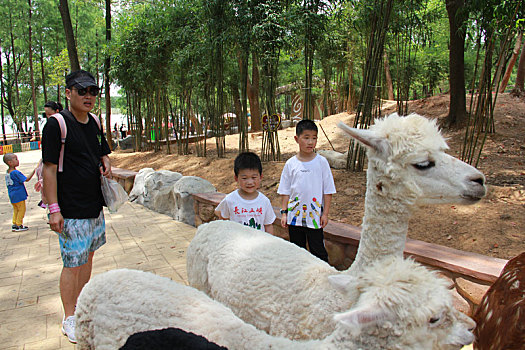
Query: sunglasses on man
73,86,100,96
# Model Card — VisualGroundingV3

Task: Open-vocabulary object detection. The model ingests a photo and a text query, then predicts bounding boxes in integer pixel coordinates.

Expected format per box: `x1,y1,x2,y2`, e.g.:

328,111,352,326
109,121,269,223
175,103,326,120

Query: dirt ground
110,93,525,260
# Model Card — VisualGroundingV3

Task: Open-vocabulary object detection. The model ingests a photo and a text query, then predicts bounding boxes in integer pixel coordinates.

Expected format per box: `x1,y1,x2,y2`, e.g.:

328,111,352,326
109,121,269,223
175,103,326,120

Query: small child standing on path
215,152,276,234
277,120,336,262
4,153,36,231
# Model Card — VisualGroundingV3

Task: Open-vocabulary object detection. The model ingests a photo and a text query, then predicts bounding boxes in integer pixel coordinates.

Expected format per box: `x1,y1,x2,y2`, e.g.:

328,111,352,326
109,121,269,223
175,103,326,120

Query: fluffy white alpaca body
76,259,475,350
187,221,342,339
187,113,486,340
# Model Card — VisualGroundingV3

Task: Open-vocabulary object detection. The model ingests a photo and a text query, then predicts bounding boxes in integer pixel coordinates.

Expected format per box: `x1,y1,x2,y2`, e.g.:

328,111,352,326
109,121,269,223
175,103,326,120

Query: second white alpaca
76,258,474,349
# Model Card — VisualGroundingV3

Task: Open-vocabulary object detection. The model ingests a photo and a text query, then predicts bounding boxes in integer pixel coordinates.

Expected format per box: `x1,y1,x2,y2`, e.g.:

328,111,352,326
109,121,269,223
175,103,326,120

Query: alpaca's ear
337,122,390,157
328,274,357,293
334,305,391,330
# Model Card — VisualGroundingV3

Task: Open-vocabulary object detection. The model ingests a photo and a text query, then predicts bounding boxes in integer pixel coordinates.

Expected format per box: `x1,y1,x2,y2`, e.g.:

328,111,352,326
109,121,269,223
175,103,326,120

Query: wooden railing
193,191,507,315
108,166,507,316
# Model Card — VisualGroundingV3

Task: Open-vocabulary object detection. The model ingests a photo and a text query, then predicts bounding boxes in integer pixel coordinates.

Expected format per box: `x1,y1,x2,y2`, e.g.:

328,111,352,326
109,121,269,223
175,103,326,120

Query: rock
118,135,135,150
151,185,177,216
129,168,155,204
317,149,347,169
143,170,183,211
280,120,293,129
172,176,216,226
194,201,216,226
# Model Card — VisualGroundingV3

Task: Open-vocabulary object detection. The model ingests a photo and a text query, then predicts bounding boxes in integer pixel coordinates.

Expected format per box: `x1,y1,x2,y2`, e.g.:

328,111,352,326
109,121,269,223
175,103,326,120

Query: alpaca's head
338,113,486,206
328,258,475,349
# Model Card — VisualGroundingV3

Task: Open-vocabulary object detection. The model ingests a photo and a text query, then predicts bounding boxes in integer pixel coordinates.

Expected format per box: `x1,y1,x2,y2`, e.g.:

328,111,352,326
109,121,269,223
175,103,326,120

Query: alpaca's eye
413,161,435,170
429,316,441,325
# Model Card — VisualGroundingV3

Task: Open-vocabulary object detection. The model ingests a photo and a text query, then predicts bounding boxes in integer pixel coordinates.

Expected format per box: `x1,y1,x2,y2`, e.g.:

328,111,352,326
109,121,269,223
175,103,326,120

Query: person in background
3,153,36,232
120,124,127,139
44,101,63,118
34,101,64,205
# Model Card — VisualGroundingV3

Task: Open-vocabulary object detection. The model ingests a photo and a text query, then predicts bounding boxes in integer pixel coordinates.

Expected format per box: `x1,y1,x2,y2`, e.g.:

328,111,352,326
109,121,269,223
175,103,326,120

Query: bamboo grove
0,0,524,166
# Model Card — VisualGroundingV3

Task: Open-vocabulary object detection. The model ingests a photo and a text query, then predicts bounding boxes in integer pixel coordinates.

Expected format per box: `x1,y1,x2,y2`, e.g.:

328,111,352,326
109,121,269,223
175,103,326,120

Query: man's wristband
280,209,288,214
48,203,61,214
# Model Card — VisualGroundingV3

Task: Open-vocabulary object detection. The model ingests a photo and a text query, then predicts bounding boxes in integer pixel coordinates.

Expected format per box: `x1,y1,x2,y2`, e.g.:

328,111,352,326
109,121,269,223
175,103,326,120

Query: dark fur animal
473,252,525,350
120,328,228,350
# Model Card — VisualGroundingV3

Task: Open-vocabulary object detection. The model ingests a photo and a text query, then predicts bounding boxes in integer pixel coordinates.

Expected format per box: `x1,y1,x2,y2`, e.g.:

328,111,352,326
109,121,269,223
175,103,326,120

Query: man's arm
42,162,64,234
100,155,111,177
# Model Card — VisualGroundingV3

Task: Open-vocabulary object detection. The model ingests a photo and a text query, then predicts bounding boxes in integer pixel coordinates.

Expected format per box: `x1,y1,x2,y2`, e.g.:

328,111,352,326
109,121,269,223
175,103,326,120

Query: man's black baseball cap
65,70,98,89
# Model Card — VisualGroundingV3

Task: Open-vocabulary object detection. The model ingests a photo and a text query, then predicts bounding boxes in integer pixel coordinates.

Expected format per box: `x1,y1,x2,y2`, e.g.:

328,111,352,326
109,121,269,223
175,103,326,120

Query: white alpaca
338,113,486,274
187,113,486,339
75,259,475,350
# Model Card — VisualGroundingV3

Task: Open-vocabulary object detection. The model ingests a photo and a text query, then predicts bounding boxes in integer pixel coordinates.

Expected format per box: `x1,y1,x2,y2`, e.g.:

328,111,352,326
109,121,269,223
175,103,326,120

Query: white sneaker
61,315,77,343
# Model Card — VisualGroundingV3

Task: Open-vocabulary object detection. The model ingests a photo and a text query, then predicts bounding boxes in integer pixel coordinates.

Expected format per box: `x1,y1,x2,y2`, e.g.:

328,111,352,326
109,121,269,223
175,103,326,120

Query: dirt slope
111,93,525,260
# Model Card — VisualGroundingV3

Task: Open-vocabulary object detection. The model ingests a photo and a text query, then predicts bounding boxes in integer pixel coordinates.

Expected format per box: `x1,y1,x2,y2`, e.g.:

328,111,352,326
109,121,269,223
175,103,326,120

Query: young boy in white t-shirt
277,120,336,261
215,152,276,233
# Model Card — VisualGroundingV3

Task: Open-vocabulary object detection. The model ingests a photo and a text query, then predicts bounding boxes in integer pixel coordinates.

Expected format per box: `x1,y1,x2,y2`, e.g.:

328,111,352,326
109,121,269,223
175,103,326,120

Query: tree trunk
500,32,522,93
39,37,47,103
230,80,242,126
58,0,80,71
347,57,354,113
28,0,39,136
384,51,394,100
322,66,330,118
9,8,20,112
445,0,468,127
104,0,113,150
237,50,249,152
247,54,261,132
511,38,525,96
5,12,24,134
0,44,7,144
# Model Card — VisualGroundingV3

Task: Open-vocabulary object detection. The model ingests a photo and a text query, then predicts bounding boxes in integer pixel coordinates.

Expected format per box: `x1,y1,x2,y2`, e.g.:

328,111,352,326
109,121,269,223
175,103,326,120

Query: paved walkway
0,150,195,349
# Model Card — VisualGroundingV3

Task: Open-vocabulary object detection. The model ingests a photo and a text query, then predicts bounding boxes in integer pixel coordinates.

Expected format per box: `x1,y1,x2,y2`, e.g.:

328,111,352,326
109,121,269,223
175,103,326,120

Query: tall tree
58,0,80,71
500,32,522,92
231,0,252,149
347,0,394,171
445,0,468,127
28,0,39,136
296,0,328,120
8,0,21,123
247,55,261,132
105,0,112,150
384,51,394,100
511,38,525,96
39,35,47,103
0,43,7,143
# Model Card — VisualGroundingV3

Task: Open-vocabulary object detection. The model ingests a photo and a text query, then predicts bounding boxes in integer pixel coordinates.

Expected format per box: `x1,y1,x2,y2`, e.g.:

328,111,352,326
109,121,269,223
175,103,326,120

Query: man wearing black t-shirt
41,70,111,344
